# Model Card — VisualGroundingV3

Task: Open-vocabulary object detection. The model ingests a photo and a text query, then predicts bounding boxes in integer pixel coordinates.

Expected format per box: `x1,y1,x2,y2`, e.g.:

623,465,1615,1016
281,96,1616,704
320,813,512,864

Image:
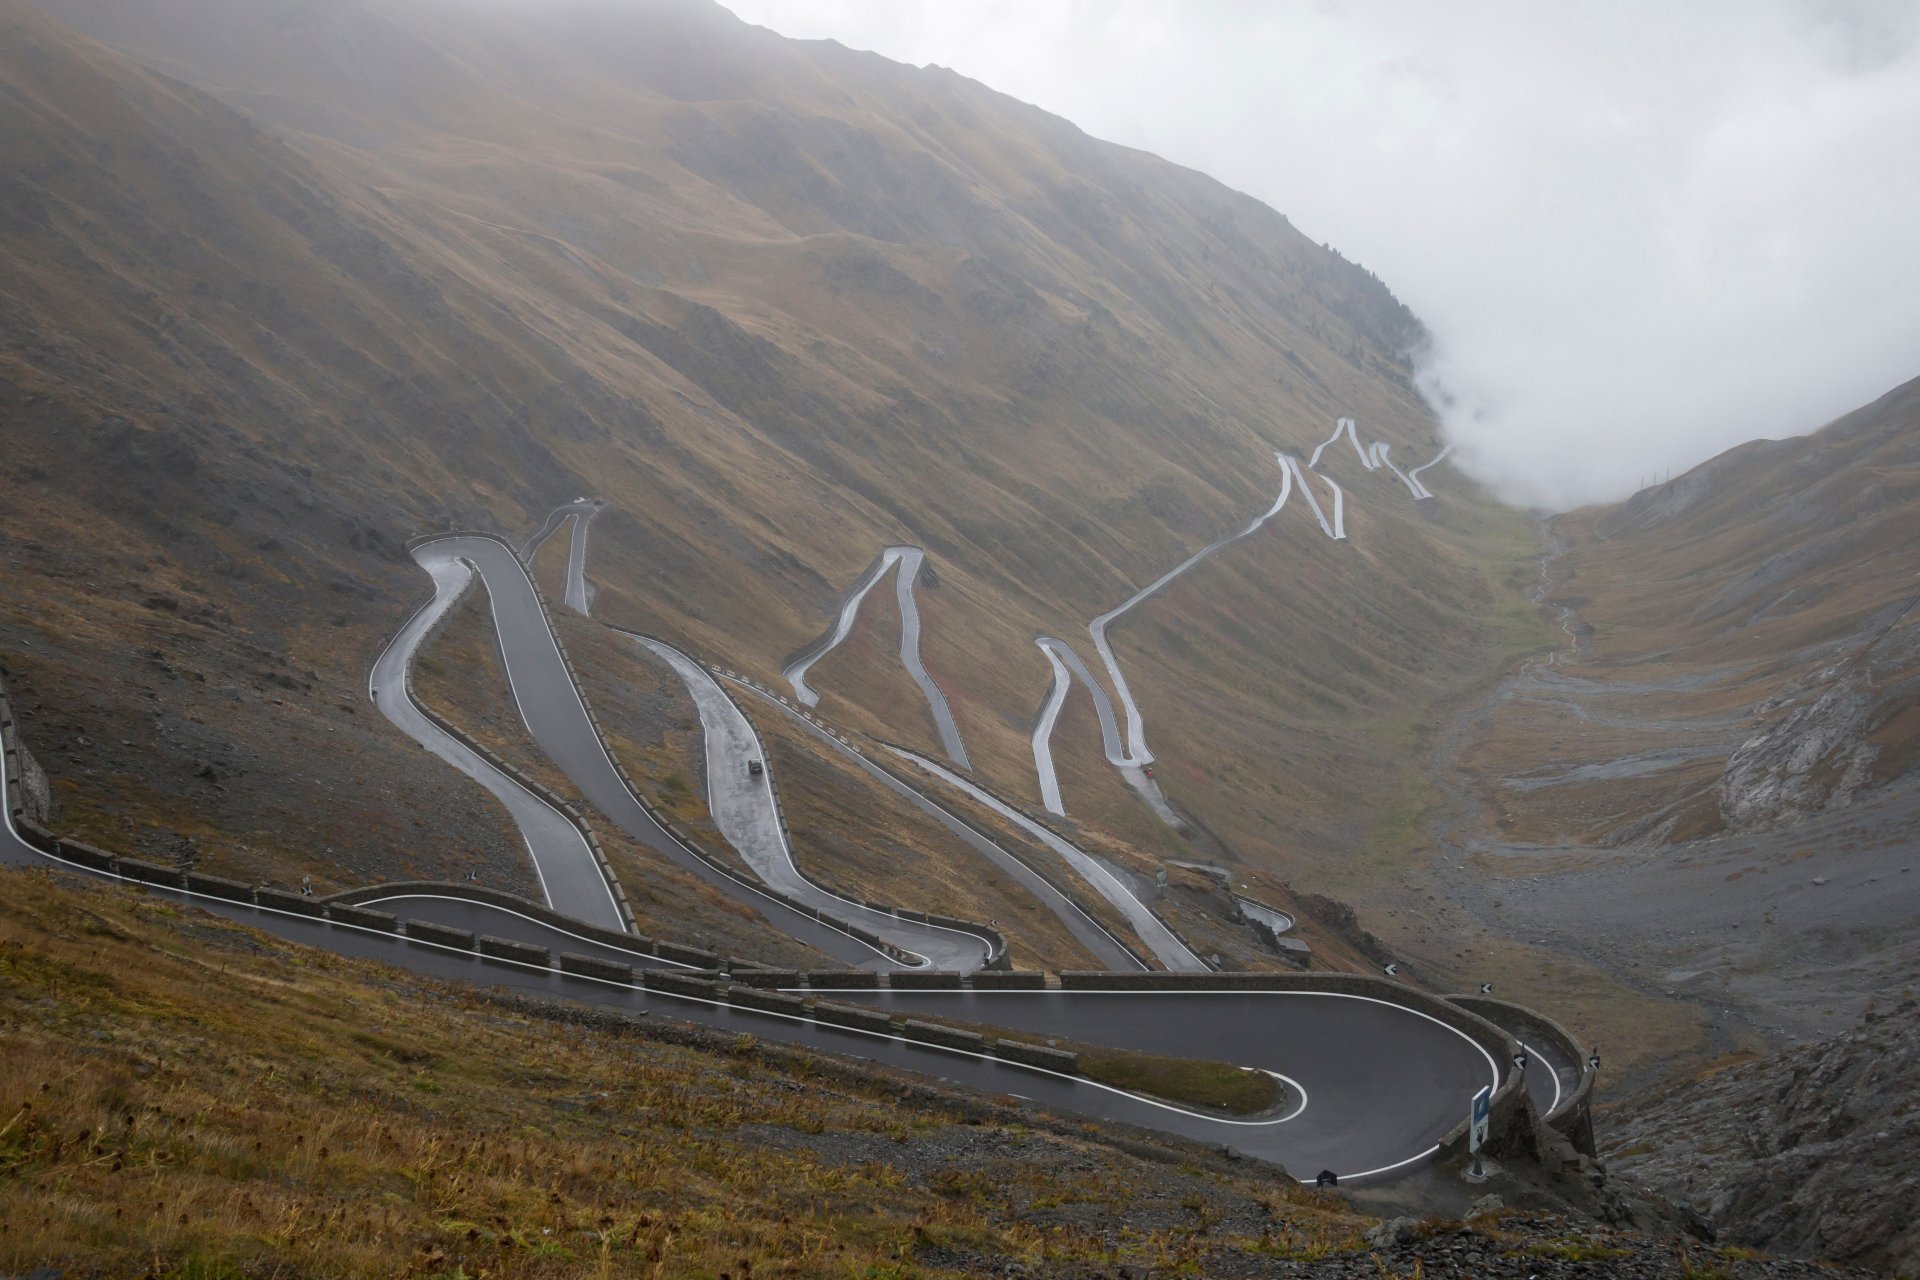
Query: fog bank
724,0,1920,508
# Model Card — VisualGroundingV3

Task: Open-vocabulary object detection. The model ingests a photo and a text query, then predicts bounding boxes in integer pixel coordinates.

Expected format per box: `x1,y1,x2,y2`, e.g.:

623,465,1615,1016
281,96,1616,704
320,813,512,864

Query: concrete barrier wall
1449,994,1596,1154
656,941,722,969
727,986,807,1017
993,1039,1079,1073
802,970,879,989
730,969,801,988
49,836,113,872
889,971,964,989
902,1019,985,1053
327,903,398,932
811,1001,896,1035
185,872,255,903
477,935,551,966
255,887,321,916
642,970,723,1000
117,858,186,889
966,971,1047,989
405,920,476,950
559,952,634,983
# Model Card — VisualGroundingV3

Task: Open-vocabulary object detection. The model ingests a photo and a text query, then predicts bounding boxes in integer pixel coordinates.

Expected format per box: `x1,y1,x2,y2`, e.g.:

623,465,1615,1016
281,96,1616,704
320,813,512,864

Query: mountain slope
1463,373,1920,851
1423,375,1920,1076
2,0,1540,961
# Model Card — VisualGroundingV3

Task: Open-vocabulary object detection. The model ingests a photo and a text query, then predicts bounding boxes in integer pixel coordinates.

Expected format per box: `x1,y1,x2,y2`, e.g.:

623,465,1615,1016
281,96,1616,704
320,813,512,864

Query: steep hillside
1418,376,1920,1077
1607,999,1920,1278
1464,374,1920,850
2,0,1541,944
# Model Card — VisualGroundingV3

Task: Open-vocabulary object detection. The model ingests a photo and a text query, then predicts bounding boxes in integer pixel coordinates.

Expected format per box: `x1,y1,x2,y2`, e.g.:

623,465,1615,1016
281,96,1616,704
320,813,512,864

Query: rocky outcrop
1718,677,1879,830
1605,1000,1920,1277
1718,603,1920,832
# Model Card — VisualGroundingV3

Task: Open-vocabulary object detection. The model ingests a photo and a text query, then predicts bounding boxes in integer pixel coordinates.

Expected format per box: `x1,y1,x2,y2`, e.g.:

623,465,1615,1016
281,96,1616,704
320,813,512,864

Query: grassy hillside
0,866,1378,1277
1462,373,1920,849
2,0,1541,960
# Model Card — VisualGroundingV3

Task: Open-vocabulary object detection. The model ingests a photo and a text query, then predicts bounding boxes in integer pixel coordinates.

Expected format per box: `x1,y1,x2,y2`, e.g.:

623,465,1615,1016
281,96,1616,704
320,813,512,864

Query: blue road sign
1470,1085,1493,1153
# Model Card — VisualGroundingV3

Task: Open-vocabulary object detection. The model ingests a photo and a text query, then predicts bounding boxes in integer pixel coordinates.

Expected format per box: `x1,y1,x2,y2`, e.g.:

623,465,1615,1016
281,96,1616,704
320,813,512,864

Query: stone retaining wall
1448,994,1596,1155
405,920,477,950
993,1039,1079,1073
327,903,398,932
727,987,807,1017
477,935,550,966
559,952,634,983
903,1020,985,1053
811,1001,895,1035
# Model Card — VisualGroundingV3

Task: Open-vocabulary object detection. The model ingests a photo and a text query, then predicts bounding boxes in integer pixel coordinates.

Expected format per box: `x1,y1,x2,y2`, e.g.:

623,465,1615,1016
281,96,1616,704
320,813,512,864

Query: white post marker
1468,1084,1493,1180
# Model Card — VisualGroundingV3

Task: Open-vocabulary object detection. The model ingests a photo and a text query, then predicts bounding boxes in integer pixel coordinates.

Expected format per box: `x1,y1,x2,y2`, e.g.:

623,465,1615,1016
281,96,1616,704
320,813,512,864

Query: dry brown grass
0,868,1370,1277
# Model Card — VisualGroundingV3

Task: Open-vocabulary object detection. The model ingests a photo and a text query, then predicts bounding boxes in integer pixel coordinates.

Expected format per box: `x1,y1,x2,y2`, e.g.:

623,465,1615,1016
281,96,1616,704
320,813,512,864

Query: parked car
747,759,764,777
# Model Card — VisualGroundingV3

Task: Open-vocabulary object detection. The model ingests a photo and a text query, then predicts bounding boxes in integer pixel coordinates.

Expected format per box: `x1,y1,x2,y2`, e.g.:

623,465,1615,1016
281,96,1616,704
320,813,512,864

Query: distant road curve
625,631,994,970
524,497,603,615
393,531,902,969
1035,452,1314,818
1311,416,1447,504
1407,443,1452,499
783,546,970,768
718,672,1146,971
368,541,627,931
886,745,1208,973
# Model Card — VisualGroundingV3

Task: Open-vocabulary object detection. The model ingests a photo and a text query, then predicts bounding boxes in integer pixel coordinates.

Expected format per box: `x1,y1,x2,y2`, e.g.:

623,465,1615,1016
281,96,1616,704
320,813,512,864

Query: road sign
1469,1085,1492,1153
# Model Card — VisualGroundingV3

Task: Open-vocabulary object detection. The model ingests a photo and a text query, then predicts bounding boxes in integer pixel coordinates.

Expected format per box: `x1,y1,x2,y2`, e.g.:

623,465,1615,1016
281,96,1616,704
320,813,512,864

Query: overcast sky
723,0,1920,507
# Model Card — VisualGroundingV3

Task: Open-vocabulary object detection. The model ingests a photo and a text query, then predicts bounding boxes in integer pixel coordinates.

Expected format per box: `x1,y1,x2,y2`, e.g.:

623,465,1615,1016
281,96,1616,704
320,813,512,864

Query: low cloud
723,0,1920,507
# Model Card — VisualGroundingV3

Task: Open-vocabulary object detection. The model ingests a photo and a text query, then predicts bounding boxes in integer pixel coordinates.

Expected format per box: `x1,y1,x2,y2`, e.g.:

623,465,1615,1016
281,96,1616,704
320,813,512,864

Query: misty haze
0,1,1915,1276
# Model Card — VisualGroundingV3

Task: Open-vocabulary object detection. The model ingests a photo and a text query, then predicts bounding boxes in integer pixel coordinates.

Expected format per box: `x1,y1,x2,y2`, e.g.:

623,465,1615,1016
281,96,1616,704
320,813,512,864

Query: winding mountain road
1033,452,1310,818
626,631,994,970
784,546,970,768
1408,443,1452,498
0,425,1581,1185
718,673,1146,971
389,533,904,969
368,543,626,931
885,745,1208,973
0,769,1505,1183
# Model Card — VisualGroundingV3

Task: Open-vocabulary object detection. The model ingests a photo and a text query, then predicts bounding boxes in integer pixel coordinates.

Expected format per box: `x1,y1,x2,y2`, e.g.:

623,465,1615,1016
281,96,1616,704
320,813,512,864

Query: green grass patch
1075,1047,1278,1114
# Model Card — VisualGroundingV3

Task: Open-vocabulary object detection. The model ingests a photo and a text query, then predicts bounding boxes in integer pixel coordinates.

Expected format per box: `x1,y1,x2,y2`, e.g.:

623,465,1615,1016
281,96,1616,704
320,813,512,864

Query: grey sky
723,0,1920,507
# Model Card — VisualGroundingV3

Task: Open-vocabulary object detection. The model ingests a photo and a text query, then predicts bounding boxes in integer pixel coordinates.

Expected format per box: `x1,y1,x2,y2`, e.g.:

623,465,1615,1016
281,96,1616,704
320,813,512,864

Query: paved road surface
0,789,1502,1183
525,498,602,614
783,546,970,768
398,535,897,969
369,544,625,930
887,745,1209,973
1407,443,1452,498
723,675,1145,971
1033,453,1299,818
628,632,994,970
